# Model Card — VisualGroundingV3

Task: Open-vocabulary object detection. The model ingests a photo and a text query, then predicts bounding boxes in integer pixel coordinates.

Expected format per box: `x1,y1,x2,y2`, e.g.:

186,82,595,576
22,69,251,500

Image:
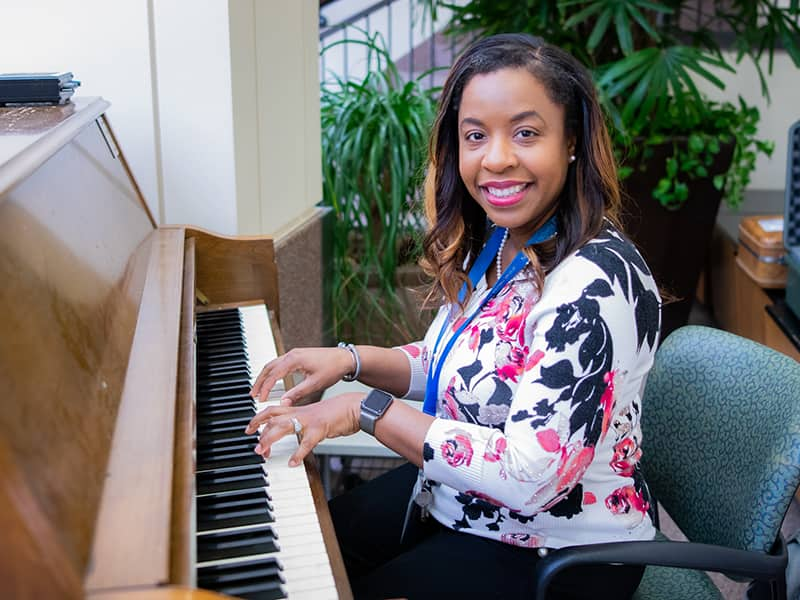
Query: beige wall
229,0,323,236
699,51,800,193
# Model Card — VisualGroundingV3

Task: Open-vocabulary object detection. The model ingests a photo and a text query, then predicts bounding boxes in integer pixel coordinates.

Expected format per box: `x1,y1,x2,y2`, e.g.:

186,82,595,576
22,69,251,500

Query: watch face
364,389,393,412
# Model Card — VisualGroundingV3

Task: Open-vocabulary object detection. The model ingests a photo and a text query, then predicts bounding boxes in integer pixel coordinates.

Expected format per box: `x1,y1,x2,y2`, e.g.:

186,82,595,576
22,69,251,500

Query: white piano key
239,304,283,392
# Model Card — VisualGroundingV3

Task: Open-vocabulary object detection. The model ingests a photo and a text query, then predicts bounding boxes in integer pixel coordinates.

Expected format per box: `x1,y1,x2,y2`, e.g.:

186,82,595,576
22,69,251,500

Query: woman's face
457,67,574,243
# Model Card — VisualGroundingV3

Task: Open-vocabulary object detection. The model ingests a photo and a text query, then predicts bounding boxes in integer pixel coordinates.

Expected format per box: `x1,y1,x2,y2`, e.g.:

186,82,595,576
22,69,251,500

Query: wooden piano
0,97,352,599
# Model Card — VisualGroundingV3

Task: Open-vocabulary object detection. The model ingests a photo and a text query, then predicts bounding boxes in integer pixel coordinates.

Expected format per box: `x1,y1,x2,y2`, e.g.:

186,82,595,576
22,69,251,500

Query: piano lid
0,97,156,594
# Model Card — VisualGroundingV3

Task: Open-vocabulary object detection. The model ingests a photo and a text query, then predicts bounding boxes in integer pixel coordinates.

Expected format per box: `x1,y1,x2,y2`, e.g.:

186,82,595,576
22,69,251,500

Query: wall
0,0,323,238
0,0,160,223
699,52,800,194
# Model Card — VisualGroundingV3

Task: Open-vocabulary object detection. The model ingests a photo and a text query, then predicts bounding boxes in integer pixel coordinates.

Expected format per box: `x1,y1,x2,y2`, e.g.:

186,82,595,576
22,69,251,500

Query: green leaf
688,134,704,153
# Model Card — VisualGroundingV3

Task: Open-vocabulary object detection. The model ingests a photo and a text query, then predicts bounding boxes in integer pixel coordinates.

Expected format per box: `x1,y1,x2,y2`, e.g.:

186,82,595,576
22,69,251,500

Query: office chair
534,325,800,599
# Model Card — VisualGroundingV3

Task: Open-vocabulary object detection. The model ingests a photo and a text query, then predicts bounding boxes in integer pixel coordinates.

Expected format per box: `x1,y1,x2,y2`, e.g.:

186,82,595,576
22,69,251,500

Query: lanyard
422,215,557,416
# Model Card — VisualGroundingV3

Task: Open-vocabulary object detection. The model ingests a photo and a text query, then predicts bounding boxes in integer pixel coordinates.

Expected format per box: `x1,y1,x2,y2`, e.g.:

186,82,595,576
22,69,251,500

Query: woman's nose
482,137,517,172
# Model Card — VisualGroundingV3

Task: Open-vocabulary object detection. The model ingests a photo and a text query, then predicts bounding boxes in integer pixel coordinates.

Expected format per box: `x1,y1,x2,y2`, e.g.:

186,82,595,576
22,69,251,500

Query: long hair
420,33,621,307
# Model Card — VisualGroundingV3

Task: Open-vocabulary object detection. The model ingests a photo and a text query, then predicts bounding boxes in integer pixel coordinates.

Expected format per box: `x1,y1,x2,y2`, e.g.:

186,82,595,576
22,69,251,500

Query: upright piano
0,97,351,599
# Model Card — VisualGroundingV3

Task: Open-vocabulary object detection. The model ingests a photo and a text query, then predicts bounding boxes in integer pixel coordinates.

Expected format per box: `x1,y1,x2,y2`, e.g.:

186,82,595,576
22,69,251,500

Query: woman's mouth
481,182,531,207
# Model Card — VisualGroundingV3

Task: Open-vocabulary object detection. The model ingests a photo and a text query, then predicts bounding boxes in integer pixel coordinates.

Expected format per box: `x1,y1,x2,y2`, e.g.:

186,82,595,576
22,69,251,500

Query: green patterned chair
534,325,800,599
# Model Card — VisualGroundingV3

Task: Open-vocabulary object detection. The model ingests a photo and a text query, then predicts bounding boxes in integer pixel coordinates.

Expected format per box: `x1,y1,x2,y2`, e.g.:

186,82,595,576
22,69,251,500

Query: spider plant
320,33,437,345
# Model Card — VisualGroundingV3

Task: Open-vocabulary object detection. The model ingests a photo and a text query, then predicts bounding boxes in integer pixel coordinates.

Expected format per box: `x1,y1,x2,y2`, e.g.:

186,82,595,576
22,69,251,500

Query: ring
290,417,303,436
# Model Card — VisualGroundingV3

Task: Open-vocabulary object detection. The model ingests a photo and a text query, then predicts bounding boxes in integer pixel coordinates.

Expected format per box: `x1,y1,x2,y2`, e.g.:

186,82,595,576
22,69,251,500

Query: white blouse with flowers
397,224,661,549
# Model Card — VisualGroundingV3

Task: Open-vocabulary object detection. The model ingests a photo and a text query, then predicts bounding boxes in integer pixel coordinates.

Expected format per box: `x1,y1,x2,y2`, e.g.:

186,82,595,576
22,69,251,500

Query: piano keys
194,305,339,599
0,98,351,599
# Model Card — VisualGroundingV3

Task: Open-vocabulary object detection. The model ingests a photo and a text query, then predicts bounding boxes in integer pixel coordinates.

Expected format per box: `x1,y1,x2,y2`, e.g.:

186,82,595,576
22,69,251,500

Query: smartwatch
360,389,394,436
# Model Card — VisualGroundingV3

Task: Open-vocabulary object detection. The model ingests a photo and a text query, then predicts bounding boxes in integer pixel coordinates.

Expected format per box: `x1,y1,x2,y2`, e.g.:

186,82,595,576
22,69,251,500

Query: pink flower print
441,433,474,468
400,343,421,358
468,323,481,351
525,349,545,372
610,437,641,477
605,485,650,517
451,315,466,333
501,533,543,548
495,341,529,383
483,437,507,462
583,491,597,505
554,442,595,494
443,379,460,420
599,370,617,441
536,429,561,453
504,312,526,342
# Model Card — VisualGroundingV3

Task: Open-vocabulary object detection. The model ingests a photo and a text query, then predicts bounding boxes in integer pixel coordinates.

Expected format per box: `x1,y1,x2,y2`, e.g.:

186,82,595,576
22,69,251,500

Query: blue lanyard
422,215,558,416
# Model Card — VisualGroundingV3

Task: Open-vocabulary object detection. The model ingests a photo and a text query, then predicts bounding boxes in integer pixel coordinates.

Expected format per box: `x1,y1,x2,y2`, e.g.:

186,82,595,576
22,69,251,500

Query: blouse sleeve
393,342,427,400
420,253,659,516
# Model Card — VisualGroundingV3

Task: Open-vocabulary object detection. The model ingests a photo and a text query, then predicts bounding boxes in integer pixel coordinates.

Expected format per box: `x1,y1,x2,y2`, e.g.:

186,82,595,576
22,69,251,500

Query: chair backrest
641,325,800,554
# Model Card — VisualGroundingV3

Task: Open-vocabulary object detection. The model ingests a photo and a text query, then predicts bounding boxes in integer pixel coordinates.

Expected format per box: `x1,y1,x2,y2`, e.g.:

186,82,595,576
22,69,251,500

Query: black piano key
198,448,262,471
200,339,247,352
197,399,255,414
199,375,253,389
198,357,249,371
197,489,274,531
197,465,268,495
198,349,245,360
198,416,252,435
199,434,259,449
198,428,253,446
198,558,285,600
197,390,254,404
197,525,279,563
197,308,240,321
198,408,255,426
198,440,256,459
198,384,254,399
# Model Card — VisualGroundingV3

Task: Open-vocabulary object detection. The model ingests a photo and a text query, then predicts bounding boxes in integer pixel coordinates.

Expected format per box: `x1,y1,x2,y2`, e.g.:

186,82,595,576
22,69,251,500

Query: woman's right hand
249,346,355,406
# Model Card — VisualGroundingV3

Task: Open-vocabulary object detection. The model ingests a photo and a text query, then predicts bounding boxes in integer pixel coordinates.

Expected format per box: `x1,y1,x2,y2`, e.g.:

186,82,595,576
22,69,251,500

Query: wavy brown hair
420,33,622,307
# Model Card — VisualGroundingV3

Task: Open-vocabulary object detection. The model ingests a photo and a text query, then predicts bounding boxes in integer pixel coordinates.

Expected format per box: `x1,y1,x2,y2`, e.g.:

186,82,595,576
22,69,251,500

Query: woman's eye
517,129,538,139
465,131,484,142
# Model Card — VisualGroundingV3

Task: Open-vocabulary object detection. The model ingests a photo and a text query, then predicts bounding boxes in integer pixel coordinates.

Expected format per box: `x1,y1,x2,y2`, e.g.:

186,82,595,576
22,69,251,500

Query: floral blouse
397,224,661,549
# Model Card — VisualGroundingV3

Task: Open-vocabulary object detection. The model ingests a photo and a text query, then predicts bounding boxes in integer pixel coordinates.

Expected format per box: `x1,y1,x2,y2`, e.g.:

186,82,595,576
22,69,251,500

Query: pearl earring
569,155,576,163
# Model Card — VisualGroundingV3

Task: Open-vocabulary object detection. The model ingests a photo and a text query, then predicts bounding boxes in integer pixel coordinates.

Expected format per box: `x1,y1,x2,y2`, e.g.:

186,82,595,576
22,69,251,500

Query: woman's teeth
487,183,526,197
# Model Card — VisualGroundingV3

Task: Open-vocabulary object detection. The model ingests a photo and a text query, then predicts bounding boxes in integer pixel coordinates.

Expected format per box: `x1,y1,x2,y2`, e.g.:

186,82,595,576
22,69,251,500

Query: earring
569,155,576,163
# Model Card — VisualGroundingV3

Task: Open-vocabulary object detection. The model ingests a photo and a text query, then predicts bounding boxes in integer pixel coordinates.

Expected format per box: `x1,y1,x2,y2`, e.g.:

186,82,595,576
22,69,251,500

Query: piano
0,97,352,599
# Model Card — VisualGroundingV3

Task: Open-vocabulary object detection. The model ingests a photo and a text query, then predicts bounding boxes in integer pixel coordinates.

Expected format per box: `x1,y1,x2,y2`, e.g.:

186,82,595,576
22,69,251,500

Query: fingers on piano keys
195,307,337,599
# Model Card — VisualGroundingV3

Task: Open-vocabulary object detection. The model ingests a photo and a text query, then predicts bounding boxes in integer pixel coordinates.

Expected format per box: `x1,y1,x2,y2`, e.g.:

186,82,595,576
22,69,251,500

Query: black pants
328,463,644,600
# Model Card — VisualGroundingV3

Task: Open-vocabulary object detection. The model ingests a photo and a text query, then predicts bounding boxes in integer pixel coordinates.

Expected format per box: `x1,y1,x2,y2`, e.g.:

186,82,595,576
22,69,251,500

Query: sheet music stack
0,72,81,106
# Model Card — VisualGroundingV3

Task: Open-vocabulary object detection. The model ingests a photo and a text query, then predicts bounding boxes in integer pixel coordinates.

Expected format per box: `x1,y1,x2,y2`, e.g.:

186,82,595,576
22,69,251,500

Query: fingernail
254,444,262,455
288,458,298,467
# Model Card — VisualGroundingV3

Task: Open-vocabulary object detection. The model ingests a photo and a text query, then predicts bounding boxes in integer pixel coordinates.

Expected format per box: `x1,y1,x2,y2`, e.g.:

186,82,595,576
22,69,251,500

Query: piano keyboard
195,305,339,599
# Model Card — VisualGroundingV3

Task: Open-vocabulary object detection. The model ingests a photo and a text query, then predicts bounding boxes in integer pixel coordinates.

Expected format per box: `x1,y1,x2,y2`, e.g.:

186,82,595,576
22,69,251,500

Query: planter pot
621,140,735,341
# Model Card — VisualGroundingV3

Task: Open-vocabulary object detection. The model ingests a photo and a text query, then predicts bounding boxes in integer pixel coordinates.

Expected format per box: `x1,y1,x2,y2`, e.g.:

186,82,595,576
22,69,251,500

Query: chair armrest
534,538,787,598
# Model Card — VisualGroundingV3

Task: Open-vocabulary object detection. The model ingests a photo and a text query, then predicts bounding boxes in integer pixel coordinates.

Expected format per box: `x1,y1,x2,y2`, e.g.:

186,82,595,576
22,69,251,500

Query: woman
249,33,661,599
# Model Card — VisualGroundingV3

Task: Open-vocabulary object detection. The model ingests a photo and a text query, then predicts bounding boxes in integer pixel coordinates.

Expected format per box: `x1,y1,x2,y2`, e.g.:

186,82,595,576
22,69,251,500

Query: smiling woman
248,33,661,599
457,67,574,280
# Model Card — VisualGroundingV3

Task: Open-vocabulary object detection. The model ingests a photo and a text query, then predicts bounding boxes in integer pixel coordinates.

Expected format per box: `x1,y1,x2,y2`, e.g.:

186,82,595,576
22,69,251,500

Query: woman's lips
481,182,531,207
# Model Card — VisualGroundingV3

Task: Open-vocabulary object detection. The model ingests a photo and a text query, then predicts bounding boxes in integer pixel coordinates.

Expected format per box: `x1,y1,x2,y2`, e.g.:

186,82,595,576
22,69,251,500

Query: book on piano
0,72,81,106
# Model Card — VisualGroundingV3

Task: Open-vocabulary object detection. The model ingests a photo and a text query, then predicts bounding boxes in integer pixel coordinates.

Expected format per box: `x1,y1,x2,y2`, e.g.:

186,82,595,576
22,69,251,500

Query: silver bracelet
337,342,361,381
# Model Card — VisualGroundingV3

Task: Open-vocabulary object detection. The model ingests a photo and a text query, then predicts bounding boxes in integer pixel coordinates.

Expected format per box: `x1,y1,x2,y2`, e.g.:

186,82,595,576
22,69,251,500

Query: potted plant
420,0,799,339
320,33,438,345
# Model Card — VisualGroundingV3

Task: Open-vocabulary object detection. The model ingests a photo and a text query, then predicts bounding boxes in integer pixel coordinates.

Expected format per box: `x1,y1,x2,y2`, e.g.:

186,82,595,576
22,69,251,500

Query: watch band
360,389,394,436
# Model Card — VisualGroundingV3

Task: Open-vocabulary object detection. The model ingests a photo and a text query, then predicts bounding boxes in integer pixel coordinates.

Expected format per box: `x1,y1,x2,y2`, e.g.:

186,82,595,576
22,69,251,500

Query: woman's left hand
246,392,364,467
